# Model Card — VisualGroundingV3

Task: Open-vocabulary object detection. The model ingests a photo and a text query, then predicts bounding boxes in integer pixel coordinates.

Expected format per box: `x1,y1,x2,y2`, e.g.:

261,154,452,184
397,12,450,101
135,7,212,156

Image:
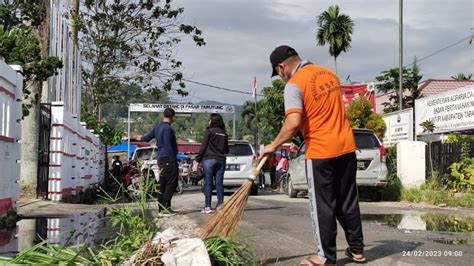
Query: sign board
415,85,474,135
341,83,376,110
129,103,235,114
382,108,414,145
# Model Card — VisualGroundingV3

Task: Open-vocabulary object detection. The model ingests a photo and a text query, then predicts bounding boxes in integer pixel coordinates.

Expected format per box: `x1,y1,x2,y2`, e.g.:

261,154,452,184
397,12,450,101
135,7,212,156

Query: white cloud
171,0,473,105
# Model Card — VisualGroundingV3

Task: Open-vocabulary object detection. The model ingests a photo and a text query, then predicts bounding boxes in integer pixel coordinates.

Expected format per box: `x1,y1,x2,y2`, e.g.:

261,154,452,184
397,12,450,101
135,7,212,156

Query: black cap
269,45,298,77
163,108,175,118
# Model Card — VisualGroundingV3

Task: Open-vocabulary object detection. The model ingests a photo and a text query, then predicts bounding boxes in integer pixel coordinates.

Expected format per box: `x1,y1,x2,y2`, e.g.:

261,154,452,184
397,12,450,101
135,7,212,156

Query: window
354,132,380,149
135,149,158,160
228,143,253,156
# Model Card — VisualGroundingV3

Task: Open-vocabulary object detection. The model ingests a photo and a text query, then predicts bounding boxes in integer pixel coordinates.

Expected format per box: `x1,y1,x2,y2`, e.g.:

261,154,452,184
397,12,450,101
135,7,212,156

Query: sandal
300,256,324,266
345,248,367,263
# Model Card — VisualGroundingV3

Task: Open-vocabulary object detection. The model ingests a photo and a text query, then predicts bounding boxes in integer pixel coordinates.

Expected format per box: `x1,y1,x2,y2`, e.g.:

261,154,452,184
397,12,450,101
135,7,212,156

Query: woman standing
196,114,229,214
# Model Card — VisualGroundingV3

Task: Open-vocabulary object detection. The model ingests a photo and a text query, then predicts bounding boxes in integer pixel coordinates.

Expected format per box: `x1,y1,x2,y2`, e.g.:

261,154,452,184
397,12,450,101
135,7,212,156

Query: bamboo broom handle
249,155,269,180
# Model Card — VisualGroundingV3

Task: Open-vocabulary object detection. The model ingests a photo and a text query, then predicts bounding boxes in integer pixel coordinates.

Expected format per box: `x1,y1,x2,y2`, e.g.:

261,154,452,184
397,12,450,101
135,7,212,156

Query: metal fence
426,141,474,178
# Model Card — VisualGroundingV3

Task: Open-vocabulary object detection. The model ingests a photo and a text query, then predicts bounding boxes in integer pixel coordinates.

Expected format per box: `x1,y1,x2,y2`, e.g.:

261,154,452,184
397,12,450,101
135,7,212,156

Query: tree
316,5,354,74
346,97,386,139
255,80,286,144
79,0,205,121
242,79,303,145
375,58,424,113
451,73,472,80
420,120,435,180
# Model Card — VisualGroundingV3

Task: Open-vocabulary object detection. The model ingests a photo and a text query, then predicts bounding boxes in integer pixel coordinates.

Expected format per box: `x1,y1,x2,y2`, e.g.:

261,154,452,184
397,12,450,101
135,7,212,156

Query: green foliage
400,188,474,208
451,73,472,80
204,237,256,266
375,58,423,113
420,120,435,134
81,104,124,146
316,5,354,72
0,2,62,116
256,80,286,144
382,146,402,201
346,96,386,139
79,0,205,120
448,158,474,193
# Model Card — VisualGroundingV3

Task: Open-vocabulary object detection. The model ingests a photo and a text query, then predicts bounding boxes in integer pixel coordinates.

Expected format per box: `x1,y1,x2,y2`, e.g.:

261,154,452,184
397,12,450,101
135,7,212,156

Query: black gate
37,103,52,198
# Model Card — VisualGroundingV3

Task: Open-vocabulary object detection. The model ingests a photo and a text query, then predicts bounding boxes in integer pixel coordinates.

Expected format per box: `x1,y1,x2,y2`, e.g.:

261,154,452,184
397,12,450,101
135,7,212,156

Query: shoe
201,207,214,214
300,255,324,266
215,204,224,211
160,208,178,214
345,248,367,263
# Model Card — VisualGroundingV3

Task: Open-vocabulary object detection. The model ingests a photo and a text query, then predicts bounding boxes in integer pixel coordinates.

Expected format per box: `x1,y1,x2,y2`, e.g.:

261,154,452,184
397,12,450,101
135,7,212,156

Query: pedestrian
275,154,288,192
260,45,366,265
268,153,279,189
195,113,229,214
181,158,191,184
139,108,179,213
111,155,123,181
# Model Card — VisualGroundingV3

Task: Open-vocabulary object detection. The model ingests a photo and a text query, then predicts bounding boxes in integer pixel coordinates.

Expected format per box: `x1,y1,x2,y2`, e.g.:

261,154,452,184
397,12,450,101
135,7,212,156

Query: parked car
285,128,388,201
201,140,260,195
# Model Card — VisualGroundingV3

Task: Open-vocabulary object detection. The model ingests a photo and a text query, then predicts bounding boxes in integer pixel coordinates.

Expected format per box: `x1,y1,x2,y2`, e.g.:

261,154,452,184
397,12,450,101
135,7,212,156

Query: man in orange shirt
260,45,365,265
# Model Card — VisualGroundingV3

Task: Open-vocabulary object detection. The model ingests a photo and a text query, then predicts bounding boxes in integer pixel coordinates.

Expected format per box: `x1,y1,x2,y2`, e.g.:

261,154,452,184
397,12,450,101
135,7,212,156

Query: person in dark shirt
140,108,178,213
195,113,229,214
111,155,123,181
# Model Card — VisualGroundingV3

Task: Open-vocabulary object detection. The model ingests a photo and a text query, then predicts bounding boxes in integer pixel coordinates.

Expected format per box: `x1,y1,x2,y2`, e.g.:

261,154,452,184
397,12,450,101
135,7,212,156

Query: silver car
286,128,388,201
224,141,259,195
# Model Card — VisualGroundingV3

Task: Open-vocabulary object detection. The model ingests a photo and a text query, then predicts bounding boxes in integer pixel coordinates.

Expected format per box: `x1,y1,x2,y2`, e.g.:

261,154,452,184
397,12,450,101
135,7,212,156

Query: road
171,186,473,265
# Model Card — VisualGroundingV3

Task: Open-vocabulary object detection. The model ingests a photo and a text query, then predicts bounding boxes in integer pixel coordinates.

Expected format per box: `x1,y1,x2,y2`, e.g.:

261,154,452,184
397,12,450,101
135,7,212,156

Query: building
375,79,474,114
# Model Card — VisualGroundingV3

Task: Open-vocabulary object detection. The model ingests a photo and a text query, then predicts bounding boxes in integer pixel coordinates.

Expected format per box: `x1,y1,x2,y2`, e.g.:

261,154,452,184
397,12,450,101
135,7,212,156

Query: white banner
129,103,235,114
415,85,474,135
382,108,414,145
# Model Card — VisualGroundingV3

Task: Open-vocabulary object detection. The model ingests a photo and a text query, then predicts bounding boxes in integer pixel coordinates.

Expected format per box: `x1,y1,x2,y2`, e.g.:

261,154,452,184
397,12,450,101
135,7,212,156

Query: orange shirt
284,62,356,159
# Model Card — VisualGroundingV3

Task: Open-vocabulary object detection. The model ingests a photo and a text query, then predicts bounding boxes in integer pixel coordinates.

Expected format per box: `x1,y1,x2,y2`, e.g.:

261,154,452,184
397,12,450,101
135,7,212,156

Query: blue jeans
203,159,225,207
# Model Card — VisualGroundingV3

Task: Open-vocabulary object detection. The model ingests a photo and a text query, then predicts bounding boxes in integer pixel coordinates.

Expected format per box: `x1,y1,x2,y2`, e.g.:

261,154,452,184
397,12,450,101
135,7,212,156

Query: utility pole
399,0,404,111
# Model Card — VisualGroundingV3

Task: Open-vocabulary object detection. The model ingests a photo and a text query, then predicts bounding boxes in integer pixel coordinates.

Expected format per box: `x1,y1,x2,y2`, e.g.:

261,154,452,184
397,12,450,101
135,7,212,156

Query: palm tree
316,5,354,74
451,73,472,80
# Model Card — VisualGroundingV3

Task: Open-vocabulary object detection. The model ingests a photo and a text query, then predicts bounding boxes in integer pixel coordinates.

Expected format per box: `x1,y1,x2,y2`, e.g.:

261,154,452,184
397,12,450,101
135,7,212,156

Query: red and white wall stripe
48,102,105,201
0,61,22,217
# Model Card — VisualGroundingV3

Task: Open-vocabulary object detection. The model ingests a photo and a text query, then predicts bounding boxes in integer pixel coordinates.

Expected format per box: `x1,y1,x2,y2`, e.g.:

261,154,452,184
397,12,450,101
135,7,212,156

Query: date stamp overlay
402,250,463,257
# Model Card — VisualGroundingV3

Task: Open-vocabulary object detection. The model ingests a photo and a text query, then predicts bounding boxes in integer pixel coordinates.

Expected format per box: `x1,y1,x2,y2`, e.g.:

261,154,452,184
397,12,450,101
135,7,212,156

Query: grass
204,237,257,266
0,166,255,265
400,188,474,208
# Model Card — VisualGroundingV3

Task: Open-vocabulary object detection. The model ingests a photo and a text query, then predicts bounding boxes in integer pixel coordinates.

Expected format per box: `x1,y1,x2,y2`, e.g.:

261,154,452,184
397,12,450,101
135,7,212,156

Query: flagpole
253,77,258,153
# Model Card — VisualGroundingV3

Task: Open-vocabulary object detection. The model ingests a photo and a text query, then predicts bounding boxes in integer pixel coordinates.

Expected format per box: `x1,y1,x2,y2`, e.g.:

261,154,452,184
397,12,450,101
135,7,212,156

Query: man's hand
259,143,277,161
131,134,142,141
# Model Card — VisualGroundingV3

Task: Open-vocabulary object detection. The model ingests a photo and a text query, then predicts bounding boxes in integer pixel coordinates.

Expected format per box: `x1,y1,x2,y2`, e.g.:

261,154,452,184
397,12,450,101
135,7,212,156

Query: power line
180,78,264,97
404,35,471,67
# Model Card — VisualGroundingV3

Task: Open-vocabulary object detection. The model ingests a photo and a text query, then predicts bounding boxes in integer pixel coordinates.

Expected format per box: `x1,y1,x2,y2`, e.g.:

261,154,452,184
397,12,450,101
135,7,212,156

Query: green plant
205,237,256,266
316,5,354,73
448,158,474,193
382,146,402,201
346,96,386,139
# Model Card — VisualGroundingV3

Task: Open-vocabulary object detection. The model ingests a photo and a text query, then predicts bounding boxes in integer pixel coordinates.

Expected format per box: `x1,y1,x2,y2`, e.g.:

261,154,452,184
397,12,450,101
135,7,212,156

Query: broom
198,155,269,239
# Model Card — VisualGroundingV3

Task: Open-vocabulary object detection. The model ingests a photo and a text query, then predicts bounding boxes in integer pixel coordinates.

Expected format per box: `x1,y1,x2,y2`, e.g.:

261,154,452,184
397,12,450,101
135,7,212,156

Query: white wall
0,61,23,216
49,102,105,201
397,141,426,189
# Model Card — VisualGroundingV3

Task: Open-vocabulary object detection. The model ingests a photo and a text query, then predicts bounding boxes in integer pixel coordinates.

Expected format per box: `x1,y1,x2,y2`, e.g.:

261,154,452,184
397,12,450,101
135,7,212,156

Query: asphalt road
171,186,473,265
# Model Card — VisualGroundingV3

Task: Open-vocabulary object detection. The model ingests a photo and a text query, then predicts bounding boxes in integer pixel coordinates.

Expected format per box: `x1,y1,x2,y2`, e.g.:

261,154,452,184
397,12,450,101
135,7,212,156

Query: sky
169,0,473,105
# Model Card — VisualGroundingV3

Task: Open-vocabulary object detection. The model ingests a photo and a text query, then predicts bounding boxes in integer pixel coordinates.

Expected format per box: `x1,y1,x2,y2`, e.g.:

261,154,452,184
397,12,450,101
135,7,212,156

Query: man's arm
259,113,302,159
141,126,156,142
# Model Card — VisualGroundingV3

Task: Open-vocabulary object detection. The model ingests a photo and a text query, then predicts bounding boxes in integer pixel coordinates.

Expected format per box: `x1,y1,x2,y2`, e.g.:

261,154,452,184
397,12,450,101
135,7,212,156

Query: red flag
252,77,257,98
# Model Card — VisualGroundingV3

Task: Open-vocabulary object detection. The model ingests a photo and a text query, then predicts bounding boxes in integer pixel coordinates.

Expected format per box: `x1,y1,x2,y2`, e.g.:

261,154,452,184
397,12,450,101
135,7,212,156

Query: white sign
415,85,474,135
382,108,414,145
129,103,235,114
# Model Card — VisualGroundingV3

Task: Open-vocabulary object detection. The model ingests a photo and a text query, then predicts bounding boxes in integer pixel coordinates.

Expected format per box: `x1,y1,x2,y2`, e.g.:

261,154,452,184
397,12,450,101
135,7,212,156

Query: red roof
418,79,474,96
